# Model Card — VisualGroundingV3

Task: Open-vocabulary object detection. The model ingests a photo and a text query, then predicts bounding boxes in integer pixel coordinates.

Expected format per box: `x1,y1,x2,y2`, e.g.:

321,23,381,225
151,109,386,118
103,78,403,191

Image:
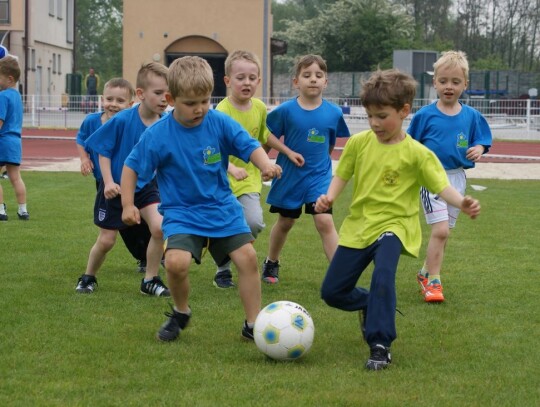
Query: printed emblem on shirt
456,132,468,148
203,146,221,165
382,170,399,186
307,128,325,143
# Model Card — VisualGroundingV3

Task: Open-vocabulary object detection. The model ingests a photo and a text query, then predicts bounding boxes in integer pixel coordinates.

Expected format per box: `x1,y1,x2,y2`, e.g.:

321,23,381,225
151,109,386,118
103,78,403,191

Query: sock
266,257,279,264
18,203,27,214
174,306,191,316
246,321,254,329
428,274,441,285
419,265,429,278
143,277,155,283
216,262,231,274
0,203,5,215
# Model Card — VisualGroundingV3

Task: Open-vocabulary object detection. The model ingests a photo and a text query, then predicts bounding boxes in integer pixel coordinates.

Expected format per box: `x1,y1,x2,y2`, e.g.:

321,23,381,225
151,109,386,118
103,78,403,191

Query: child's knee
164,250,190,275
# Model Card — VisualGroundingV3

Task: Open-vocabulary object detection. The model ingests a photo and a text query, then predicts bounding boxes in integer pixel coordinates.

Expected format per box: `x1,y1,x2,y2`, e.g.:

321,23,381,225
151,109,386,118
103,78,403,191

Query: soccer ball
254,301,315,361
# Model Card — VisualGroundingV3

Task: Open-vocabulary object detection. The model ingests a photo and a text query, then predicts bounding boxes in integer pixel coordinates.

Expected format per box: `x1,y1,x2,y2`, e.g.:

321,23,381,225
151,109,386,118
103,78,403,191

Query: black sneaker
141,276,170,297
0,203,7,221
213,269,235,289
0,171,7,179
17,211,29,220
241,320,254,341
136,259,146,273
157,305,191,342
76,274,98,294
262,259,280,284
366,344,392,371
359,308,367,342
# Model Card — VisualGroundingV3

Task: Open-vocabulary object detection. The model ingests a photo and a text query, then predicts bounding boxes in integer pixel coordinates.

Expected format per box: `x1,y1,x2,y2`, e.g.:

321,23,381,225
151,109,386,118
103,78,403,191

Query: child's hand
461,195,480,219
261,164,282,181
466,145,484,162
287,151,305,167
315,194,333,213
229,166,248,181
122,205,141,226
104,182,121,199
80,158,94,176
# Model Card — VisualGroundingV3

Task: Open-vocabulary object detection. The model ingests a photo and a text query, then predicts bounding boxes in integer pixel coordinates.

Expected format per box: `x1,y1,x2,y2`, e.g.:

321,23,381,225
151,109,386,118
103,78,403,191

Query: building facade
123,0,272,98
0,0,75,102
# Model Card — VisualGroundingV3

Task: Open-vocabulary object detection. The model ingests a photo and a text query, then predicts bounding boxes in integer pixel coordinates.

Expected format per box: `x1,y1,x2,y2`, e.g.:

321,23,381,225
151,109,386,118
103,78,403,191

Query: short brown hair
0,56,21,82
136,62,168,89
293,54,327,78
168,56,214,98
104,78,135,100
360,69,417,110
224,50,261,77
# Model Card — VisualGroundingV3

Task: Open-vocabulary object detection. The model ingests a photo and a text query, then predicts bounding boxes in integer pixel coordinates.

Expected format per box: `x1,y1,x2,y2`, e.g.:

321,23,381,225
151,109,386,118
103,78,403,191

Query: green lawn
0,172,538,406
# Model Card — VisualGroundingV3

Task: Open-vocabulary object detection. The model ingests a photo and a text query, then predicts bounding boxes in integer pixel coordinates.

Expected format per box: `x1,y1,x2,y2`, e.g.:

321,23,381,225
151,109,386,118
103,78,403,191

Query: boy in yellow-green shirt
213,50,302,288
315,69,481,371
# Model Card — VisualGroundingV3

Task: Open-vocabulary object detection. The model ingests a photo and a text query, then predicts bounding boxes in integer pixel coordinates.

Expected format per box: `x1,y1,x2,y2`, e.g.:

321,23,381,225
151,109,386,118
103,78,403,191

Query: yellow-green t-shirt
335,130,449,257
215,97,270,196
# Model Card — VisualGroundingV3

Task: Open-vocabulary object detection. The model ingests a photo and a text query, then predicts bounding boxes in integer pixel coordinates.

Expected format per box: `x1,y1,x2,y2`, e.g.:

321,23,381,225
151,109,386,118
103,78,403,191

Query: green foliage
0,172,539,406
75,0,123,91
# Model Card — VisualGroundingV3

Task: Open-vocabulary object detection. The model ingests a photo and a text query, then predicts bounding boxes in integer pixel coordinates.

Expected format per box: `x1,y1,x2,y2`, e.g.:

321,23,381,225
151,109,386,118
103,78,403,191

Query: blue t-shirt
76,112,103,180
125,109,261,239
0,88,23,164
407,102,492,170
266,98,350,208
85,105,159,190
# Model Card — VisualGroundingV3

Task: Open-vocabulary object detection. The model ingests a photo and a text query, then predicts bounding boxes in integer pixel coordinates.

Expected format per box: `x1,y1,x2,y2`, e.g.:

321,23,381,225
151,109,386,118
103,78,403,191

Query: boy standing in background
407,51,492,303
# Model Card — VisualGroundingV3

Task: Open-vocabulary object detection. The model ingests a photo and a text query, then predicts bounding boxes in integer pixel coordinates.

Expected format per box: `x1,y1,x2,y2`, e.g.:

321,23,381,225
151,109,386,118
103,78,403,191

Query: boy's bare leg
6,165,27,204
424,221,450,278
164,249,192,312
85,228,118,276
230,244,261,323
267,215,295,262
140,204,164,280
313,213,338,261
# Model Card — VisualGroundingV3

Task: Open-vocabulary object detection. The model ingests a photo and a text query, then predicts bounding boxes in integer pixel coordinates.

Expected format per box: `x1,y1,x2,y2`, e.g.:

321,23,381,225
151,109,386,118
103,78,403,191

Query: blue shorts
0,135,22,165
94,179,160,230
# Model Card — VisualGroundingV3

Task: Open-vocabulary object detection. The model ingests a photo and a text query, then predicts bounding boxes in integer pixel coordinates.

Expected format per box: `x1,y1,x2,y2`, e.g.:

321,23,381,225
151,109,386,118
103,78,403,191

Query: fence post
31,95,36,127
526,99,531,138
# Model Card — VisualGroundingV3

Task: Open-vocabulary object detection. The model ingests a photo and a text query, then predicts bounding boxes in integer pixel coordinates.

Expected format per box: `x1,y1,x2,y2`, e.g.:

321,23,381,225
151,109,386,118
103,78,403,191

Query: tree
75,0,123,92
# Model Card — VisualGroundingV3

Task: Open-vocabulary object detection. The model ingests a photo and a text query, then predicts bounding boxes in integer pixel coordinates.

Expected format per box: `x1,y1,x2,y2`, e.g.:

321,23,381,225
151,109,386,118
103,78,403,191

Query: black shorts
165,233,254,267
269,202,332,219
94,179,160,230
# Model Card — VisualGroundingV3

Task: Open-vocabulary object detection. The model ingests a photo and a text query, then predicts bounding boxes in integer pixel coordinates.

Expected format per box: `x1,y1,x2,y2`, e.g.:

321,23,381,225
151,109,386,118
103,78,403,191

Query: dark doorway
166,53,227,98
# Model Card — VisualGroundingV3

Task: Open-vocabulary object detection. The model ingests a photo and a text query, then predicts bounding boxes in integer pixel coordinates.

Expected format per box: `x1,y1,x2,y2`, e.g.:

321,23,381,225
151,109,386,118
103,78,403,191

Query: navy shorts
94,179,160,230
269,202,332,219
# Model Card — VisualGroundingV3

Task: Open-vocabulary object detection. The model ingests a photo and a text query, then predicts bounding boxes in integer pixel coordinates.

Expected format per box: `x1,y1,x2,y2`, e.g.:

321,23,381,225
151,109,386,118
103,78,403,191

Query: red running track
20,128,540,168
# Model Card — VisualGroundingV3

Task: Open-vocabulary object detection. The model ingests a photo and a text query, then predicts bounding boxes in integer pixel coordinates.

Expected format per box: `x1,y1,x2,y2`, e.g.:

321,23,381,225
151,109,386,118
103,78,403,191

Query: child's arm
98,155,121,199
438,186,481,219
228,162,248,181
249,147,282,181
264,134,305,167
315,175,348,213
76,144,93,176
120,165,141,226
465,145,486,162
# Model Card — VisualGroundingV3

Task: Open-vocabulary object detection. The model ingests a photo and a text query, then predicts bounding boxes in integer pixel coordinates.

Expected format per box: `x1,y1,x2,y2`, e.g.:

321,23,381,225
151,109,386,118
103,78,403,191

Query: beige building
0,0,75,102
123,0,273,98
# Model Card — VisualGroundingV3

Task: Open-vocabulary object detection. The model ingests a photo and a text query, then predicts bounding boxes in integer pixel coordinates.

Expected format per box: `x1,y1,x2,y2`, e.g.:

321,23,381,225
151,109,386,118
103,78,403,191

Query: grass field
0,172,539,406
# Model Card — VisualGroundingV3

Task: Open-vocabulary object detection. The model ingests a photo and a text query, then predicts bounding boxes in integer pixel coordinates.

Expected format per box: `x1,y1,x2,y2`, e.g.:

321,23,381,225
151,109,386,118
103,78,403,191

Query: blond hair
104,78,135,100
136,62,168,89
433,50,469,80
360,69,417,110
0,56,21,82
224,50,261,77
293,54,327,78
168,56,214,98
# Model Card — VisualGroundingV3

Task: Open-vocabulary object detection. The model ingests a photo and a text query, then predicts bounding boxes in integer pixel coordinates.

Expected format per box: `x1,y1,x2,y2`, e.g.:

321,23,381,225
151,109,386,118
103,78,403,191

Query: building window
31,49,36,71
52,53,56,73
58,54,61,74
0,0,10,24
66,0,73,43
49,0,55,16
57,0,63,19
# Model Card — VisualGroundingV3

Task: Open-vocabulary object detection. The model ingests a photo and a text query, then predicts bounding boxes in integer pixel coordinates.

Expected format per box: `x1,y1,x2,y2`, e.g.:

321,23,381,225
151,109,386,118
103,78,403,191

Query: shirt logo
456,132,468,148
307,128,325,143
203,146,221,165
382,170,399,186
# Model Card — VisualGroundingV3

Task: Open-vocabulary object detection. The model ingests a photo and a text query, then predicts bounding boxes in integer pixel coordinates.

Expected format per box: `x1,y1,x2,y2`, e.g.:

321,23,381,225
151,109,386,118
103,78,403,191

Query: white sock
0,203,5,215
18,203,27,214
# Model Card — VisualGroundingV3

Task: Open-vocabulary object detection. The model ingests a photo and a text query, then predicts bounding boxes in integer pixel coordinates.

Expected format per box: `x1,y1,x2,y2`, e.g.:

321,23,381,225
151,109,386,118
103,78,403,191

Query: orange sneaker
422,282,444,303
417,273,428,291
